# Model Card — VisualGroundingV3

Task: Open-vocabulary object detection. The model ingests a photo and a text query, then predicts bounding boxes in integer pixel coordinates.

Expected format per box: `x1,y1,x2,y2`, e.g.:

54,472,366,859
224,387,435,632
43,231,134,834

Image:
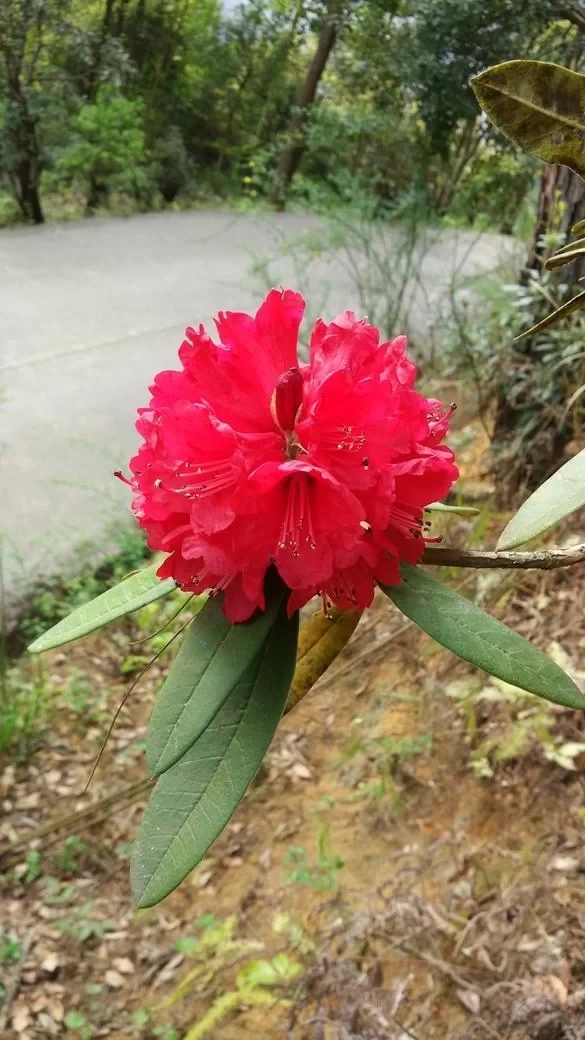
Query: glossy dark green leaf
382,565,585,710
27,564,177,654
131,602,299,908
497,447,585,550
472,60,585,178
146,588,283,777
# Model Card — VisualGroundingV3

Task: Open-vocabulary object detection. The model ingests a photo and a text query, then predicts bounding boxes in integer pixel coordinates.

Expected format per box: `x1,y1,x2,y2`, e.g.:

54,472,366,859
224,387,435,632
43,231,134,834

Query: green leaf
27,564,176,654
146,587,283,777
425,502,480,516
382,565,585,710
514,291,585,341
238,960,280,988
131,602,299,908
471,60,585,178
64,1011,88,1029
554,235,585,255
497,447,585,550
546,245,585,270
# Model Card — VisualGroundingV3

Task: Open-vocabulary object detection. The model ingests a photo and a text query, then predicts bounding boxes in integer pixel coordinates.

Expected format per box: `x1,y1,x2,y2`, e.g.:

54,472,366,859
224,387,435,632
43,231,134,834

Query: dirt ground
2,425,585,1040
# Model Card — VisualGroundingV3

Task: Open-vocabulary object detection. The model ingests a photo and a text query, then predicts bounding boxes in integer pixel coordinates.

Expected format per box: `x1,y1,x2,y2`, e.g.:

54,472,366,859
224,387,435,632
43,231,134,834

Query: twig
423,542,585,571
397,942,472,990
0,778,153,870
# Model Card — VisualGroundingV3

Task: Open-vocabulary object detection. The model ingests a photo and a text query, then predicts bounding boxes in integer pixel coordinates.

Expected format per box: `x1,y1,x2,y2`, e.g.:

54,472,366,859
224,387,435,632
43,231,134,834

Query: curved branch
422,543,585,571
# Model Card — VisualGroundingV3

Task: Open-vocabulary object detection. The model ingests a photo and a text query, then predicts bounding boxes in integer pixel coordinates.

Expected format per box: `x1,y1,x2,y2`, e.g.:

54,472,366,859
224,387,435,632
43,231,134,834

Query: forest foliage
0,0,579,227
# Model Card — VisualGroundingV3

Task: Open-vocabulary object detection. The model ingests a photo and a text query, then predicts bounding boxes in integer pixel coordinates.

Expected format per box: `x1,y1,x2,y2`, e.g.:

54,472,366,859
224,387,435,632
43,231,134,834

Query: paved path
0,209,513,606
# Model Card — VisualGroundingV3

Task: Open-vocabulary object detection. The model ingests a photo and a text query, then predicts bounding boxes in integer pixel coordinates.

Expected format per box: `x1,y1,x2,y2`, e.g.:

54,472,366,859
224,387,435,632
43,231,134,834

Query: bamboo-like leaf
27,564,177,653
131,603,299,908
554,235,585,255
472,60,585,177
424,502,480,516
146,588,283,777
546,246,585,270
514,291,585,340
382,565,585,710
497,447,585,550
563,382,585,416
573,219,585,236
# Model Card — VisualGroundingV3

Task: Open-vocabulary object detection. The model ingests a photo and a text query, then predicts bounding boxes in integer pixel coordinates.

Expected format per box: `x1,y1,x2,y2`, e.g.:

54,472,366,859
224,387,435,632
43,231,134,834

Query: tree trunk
13,119,44,225
492,164,585,498
522,164,585,281
0,35,45,225
270,7,338,209
18,169,44,224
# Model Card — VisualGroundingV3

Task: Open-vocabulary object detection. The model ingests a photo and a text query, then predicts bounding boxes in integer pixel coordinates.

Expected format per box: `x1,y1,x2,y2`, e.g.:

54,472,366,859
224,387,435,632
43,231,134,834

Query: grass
0,524,149,760
285,823,345,895
10,525,149,652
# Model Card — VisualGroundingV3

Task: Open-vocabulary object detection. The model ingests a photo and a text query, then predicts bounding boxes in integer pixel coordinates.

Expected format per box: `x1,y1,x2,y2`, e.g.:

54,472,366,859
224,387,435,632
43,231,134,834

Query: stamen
170,459,236,499
320,424,367,455
389,503,424,540
279,476,317,557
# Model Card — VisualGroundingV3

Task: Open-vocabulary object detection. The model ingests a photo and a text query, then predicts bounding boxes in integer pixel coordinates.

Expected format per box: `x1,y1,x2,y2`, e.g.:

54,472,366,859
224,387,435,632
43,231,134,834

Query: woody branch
422,543,585,571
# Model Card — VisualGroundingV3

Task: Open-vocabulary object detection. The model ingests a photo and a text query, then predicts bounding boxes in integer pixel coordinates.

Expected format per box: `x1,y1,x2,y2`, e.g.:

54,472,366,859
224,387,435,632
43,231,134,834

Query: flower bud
271,367,303,432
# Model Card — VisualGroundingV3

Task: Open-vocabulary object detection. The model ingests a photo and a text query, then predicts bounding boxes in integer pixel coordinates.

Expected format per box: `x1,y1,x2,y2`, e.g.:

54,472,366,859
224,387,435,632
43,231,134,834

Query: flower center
284,432,304,460
278,476,317,557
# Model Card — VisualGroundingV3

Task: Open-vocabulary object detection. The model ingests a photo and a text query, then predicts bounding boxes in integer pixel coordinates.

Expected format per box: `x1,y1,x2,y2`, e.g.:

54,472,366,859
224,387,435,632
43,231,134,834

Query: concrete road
0,209,513,606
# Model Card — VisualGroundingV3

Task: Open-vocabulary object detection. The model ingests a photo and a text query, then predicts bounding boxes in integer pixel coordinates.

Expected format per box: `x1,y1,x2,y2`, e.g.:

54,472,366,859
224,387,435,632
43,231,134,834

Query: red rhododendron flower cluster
123,290,458,622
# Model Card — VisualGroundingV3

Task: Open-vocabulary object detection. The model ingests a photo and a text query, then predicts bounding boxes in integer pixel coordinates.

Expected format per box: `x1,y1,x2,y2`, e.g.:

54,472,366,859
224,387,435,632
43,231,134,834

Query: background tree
0,0,72,224
56,84,147,209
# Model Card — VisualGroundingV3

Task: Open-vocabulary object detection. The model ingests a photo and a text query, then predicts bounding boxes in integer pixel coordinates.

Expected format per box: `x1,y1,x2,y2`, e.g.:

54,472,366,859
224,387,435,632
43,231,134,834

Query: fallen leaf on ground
105,969,126,988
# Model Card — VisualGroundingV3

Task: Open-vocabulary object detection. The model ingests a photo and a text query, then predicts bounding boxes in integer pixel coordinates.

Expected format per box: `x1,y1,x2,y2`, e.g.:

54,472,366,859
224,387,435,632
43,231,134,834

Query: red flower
124,289,458,622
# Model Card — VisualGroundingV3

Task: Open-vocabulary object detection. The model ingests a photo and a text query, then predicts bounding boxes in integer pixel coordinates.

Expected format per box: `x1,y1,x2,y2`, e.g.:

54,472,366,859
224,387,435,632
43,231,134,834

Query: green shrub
151,126,193,203
57,86,148,209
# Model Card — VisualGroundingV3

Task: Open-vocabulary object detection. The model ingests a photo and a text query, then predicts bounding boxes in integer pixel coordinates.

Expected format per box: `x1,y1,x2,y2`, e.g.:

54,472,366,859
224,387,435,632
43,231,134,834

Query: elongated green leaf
382,565,585,710
27,564,176,654
556,235,585,255
146,587,283,777
546,246,585,270
471,60,585,178
131,603,299,907
497,447,585,550
425,502,480,516
514,291,585,341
